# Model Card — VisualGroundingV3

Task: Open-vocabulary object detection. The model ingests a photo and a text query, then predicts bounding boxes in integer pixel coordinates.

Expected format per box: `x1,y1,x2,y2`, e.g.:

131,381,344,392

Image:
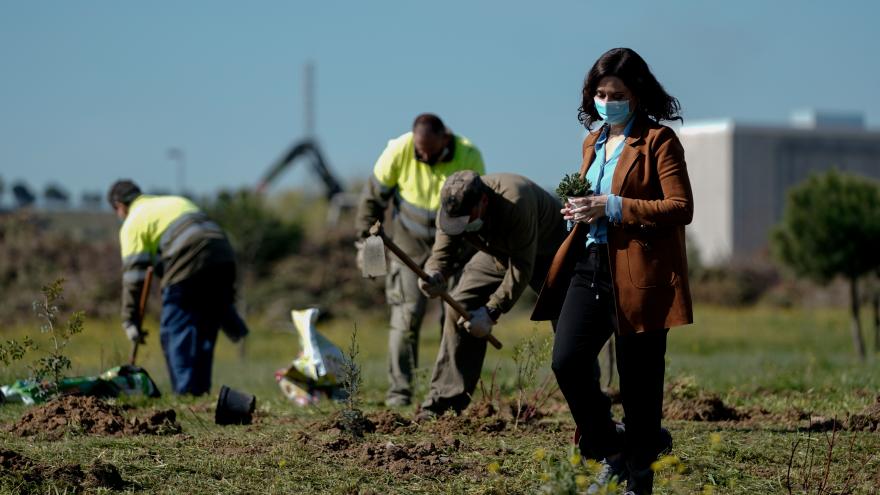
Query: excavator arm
255,139,344,199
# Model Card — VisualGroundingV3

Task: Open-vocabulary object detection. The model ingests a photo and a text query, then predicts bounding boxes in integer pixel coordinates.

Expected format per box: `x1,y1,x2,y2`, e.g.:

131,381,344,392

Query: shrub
690,260,779,307
202,189,304,277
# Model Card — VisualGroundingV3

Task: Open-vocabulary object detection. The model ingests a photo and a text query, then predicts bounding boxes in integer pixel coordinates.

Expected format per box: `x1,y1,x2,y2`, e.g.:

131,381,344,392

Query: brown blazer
531,114,694,335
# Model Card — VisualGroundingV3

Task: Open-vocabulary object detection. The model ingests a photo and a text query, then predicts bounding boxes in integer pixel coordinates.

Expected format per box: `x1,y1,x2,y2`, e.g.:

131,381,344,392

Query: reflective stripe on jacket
355,131,485,241
119,195,234,324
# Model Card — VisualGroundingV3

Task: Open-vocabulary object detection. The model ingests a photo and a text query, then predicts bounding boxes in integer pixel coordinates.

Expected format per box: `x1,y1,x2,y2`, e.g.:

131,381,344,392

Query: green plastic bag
0,365,161,405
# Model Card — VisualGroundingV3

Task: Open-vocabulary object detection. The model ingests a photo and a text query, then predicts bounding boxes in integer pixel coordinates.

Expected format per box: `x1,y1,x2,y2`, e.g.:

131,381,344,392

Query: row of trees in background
0,176,104,211
772,169,880,361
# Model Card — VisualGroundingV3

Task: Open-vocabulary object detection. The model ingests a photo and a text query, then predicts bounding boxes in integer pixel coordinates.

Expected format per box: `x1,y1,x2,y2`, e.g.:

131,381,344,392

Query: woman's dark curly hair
577,48,682,128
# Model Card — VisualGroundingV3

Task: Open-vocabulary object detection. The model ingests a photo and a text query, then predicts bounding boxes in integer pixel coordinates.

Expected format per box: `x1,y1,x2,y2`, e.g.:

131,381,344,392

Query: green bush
202,189,304,276
771,169,880,360
690,260,779,307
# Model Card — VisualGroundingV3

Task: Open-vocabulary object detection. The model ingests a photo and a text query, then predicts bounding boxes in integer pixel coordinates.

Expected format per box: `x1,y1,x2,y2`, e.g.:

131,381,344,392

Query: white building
679,111,880,265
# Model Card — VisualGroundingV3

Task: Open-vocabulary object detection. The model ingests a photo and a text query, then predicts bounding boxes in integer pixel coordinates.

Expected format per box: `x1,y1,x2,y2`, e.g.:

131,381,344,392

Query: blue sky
1,1,878,201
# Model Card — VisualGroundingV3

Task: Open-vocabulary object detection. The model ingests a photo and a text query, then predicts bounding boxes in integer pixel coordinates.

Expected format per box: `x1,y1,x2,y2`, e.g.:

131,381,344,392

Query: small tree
1,278,85,400
771,170,880,361
31,278,85,393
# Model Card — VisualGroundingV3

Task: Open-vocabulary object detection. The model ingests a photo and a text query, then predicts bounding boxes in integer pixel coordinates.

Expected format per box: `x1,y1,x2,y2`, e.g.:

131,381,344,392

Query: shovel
130,266,154,366
363,221,503,350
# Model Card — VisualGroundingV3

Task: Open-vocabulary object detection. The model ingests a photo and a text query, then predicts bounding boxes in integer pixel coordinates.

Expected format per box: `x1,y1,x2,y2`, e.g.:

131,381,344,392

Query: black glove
418,272,446,298
456,306,494,338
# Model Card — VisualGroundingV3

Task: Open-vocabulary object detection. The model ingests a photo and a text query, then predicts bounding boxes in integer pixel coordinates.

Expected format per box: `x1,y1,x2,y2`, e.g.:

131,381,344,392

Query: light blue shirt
584,116,635,246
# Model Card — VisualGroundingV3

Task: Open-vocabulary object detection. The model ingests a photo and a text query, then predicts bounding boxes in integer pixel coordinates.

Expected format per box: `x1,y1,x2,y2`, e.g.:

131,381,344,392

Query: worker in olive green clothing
417,171,567,416
355,114,485,407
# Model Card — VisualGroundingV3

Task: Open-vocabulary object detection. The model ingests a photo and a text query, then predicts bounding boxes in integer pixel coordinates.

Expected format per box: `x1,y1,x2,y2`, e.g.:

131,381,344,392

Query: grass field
2,303,879,494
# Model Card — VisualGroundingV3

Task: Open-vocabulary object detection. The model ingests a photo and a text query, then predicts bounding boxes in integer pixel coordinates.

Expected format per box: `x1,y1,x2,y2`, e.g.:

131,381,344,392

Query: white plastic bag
290,307,345,385
276,307,346,405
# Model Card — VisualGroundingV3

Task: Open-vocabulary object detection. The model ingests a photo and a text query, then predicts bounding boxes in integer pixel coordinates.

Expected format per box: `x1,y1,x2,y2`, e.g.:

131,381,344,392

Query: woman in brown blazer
531,47,694,494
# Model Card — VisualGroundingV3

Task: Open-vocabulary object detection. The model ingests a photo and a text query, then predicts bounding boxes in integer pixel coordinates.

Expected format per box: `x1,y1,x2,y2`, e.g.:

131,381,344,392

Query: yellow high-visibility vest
372,132,485,237
119,195,199,262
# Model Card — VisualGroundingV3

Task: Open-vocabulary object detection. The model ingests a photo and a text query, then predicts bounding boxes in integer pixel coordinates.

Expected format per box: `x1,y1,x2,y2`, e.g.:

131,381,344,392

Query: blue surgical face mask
464,218,483,232
594,98,632,125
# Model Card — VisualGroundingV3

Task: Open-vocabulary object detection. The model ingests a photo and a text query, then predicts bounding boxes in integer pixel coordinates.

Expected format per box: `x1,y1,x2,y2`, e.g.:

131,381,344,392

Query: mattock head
361,228,387,278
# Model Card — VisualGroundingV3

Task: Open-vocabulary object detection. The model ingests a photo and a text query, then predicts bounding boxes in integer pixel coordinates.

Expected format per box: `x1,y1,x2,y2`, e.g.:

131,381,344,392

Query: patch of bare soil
758,406,811,426
7,395,181,439
663,393,746,422
468,401,497,419
316,409,376,438
0,450,125,490
422,412,507,436
806,416,845,432
322,434,352,451
846,396,880,432
357,439,465,476
368,410,414,435
507,401,548,425
0,450,39,482
807,396,880,432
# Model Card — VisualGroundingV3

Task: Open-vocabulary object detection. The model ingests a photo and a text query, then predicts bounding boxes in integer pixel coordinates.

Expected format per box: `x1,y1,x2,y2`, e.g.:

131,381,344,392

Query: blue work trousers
160,264,235,396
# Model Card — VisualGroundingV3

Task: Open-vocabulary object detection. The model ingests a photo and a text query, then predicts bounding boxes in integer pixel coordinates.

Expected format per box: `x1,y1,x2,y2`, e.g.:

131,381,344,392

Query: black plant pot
215,385,256,425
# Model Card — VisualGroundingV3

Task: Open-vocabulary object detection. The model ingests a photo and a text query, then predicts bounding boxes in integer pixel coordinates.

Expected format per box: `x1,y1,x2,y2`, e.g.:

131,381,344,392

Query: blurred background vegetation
0,189,385,330
2,171,879,359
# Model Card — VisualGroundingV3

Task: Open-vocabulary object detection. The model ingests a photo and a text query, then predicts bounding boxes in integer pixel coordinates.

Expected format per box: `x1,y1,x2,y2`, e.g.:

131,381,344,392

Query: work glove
418,272,446,298
457,306,494,338
123,321,147,344
354,240,366,273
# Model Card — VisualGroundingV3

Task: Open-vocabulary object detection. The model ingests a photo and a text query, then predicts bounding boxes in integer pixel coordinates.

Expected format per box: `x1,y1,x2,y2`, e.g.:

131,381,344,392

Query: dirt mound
1,450,38,481
317,409,376,438
468,401,497,419
358,440,464,476
807,396,880,432
507,402,547,425
129,408,182,435
847,396,880,432
807,416,845,432
0,450,125,490
663,394,745,421
422,413,507,436
368,410,414,435
7,395,181,438
86,461,125,489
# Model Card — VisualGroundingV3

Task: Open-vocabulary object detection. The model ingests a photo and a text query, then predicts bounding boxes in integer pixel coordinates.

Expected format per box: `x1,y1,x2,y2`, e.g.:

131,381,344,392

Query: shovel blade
362,235,387,277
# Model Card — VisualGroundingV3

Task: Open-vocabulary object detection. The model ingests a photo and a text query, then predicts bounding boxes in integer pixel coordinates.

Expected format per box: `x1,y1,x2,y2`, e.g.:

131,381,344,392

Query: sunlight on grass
3,303,880,494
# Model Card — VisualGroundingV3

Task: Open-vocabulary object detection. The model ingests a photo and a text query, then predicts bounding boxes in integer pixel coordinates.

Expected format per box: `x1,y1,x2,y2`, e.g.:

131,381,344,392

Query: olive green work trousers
420,251,553,413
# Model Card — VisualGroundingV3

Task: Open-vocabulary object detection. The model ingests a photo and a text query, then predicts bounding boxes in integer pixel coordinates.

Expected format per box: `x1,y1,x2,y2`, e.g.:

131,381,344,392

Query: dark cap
438,170,484,235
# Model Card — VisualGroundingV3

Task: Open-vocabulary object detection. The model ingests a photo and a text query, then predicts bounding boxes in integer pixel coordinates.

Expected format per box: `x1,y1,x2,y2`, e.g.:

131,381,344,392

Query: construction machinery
255,138,343,199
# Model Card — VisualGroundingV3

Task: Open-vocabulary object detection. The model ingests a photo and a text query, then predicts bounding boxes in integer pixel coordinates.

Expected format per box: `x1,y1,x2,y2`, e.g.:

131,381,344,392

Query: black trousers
552,243,667,469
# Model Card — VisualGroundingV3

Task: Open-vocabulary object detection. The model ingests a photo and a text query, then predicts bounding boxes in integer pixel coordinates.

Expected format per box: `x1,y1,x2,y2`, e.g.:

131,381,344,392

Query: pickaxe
362,221,503,350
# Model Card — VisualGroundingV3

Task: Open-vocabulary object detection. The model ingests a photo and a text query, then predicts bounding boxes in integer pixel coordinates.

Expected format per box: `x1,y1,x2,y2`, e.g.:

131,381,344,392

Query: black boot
625,462,654,495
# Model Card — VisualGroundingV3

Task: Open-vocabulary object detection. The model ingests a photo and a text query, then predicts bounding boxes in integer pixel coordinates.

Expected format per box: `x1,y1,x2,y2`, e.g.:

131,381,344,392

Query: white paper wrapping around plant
290,308,345,385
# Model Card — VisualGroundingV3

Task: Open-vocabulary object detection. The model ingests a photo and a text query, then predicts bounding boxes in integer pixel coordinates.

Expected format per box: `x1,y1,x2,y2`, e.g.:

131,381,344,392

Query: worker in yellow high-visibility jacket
355,113,485,407
109,180,248,395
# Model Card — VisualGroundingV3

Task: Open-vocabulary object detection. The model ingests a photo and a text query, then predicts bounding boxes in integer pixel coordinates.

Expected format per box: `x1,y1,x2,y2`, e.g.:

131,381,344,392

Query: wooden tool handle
372,222,503,350
130,266,154,366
